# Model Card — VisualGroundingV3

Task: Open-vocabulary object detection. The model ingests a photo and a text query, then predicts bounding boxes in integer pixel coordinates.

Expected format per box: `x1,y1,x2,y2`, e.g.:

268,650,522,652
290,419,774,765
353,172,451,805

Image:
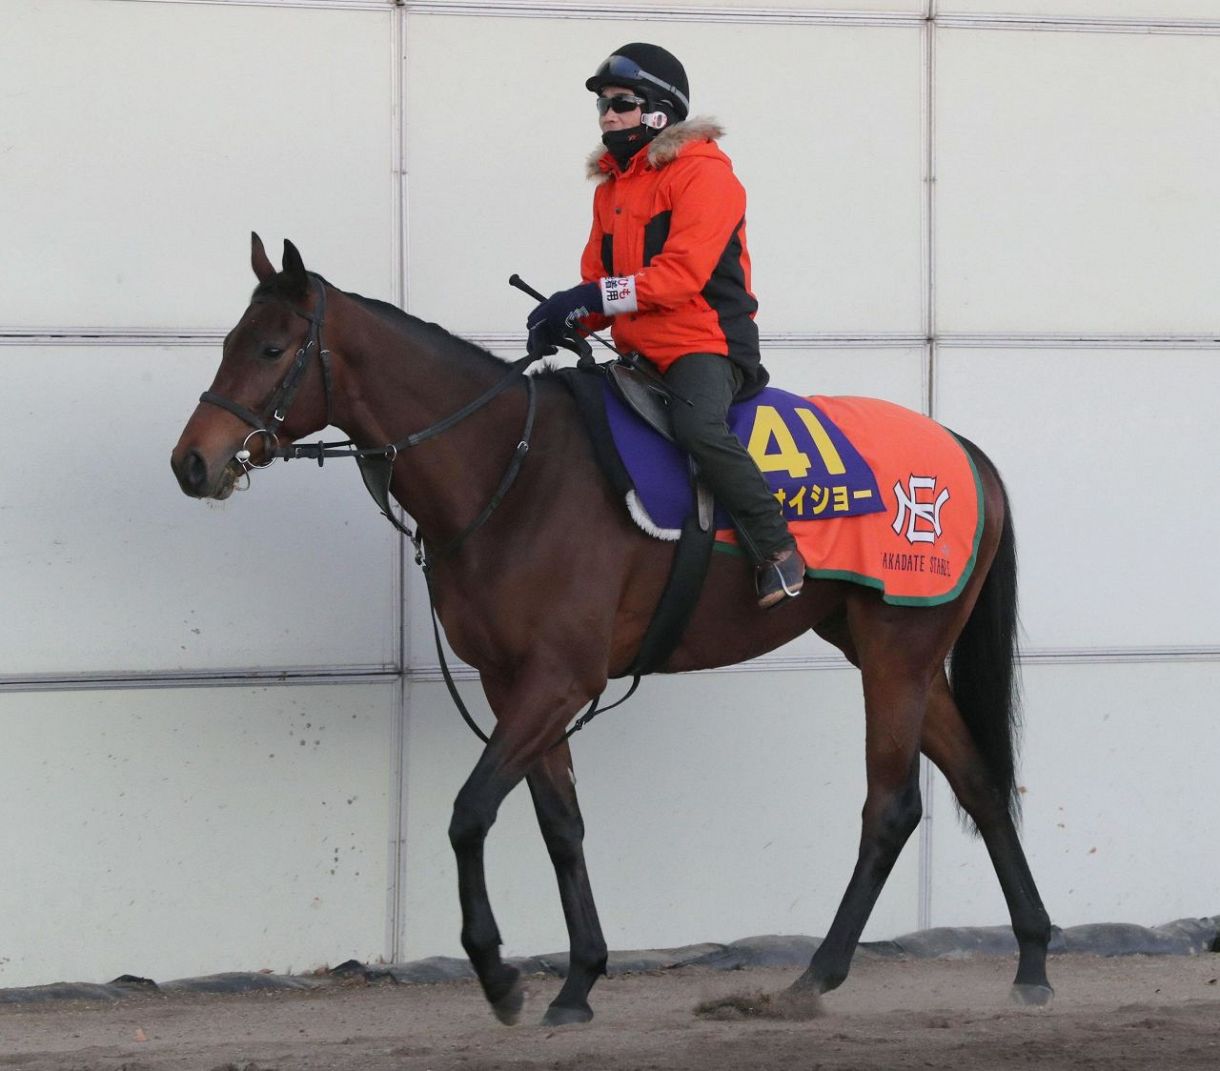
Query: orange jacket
580,119,765,390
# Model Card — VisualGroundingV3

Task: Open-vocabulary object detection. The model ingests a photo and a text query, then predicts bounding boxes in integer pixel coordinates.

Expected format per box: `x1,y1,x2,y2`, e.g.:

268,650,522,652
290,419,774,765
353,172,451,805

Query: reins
197,274,636,749
276,352,536,469
276,359,537,559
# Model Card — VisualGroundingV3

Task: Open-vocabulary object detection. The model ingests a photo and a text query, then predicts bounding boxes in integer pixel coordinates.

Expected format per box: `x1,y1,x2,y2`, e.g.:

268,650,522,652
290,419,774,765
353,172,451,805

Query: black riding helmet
586,43,689,128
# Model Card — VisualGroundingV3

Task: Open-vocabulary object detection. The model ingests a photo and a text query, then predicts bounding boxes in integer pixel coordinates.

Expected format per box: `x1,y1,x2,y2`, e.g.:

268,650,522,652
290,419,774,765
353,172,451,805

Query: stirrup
757,548,806,609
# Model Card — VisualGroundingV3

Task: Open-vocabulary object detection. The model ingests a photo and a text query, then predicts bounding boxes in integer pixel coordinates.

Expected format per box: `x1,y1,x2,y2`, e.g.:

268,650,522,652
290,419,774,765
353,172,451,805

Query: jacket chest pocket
641,210,672,266
604,202,672,273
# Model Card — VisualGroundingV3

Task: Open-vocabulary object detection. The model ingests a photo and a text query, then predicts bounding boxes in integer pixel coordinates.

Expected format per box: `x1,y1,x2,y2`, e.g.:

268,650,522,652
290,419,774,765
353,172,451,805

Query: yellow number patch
746,406,811,478
746,405,848,479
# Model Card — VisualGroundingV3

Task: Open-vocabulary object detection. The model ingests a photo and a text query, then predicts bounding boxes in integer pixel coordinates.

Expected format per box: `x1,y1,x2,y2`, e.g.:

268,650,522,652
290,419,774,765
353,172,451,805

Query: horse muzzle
171,446,246,500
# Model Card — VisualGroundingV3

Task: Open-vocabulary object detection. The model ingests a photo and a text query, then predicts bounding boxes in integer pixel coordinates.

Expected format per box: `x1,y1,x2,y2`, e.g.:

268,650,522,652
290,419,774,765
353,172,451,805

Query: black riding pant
662,353,793,564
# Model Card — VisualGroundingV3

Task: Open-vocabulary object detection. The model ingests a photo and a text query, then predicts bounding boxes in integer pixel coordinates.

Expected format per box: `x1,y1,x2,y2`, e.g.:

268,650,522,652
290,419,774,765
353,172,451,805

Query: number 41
746,406,846,479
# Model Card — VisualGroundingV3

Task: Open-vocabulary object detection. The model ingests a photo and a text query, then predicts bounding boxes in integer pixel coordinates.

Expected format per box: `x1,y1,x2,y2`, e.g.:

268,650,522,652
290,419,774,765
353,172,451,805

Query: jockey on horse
525,42,807,609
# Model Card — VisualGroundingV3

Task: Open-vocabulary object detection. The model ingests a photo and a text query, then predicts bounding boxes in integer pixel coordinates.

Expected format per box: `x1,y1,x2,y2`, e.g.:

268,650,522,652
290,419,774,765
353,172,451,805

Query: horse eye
261,345,284,359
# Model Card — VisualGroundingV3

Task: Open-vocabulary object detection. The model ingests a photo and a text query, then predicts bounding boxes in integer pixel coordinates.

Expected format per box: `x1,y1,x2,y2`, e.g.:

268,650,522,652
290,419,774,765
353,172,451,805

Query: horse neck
326,294,527,543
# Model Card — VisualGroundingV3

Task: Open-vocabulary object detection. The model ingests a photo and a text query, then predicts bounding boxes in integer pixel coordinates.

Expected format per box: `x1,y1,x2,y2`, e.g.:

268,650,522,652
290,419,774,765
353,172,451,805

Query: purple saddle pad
602,382,885,532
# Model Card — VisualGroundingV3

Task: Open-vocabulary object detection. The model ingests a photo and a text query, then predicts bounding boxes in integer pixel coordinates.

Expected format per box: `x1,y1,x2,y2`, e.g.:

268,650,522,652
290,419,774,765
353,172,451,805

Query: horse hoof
490,978,525,1025
543,1003,593,1027
788,971,835,997
1010,983,1054,1007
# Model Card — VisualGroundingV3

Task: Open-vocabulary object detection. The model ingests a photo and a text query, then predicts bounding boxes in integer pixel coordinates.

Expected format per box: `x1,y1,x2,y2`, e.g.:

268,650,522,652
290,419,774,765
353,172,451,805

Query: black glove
526,282,602,358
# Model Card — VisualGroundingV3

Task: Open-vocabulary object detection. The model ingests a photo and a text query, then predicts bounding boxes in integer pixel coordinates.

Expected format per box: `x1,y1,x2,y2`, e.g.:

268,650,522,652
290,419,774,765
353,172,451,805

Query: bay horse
171,235,1053,1025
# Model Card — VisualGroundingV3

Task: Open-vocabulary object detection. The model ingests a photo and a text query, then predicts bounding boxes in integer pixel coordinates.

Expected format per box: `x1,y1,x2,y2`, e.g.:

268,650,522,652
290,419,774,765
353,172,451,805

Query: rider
526,42,805,609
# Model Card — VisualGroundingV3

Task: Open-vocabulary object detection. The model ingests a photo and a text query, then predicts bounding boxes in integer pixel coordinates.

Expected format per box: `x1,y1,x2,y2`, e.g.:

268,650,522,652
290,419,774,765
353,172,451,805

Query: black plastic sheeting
3,917,1216,1005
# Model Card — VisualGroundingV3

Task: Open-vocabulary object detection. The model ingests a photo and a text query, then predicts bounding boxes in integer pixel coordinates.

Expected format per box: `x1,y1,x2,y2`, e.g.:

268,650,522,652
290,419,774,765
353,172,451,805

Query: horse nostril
178,449,210,496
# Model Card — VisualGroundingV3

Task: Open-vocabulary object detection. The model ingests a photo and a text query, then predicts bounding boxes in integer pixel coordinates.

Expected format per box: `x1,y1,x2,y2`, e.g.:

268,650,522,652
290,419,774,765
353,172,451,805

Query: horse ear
251,232,275,282
282,239,308,282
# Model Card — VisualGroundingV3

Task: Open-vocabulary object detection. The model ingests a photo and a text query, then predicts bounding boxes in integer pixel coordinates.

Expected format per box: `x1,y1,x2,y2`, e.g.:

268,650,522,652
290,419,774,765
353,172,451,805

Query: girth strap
620,464,715,677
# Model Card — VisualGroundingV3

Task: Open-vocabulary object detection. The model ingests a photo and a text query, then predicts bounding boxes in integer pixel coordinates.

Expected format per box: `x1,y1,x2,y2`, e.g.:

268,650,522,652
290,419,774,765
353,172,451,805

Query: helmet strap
641,110,669,130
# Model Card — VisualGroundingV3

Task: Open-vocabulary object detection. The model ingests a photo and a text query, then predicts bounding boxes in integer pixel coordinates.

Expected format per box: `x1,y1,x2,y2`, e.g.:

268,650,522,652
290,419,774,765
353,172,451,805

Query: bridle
197,273,537,558
199,275,335,471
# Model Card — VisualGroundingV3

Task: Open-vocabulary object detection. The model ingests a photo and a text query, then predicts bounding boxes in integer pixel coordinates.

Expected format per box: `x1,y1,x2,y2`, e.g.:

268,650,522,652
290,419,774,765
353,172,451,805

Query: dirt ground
1,955,1218,1071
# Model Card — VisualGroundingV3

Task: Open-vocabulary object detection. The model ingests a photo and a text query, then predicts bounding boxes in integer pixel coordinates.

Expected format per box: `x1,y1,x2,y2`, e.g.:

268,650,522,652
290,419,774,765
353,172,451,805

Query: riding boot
756,544,806,610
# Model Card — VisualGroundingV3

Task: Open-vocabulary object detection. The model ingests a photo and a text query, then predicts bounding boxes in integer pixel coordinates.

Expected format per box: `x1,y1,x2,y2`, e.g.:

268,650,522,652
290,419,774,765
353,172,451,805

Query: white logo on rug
892,475,950,544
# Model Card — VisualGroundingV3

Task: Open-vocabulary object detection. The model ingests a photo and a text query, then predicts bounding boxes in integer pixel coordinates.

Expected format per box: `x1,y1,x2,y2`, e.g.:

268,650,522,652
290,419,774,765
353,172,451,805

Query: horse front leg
792,650,927,996
525,741,608,1025
448,664,599,1025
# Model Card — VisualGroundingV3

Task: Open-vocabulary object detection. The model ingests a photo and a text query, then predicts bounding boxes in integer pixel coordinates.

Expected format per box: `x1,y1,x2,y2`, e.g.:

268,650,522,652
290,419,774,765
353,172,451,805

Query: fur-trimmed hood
586,117,725,181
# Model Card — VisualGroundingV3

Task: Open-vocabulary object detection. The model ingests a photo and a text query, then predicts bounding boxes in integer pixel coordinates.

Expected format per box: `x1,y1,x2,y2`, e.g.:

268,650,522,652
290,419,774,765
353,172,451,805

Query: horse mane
253,272,550,378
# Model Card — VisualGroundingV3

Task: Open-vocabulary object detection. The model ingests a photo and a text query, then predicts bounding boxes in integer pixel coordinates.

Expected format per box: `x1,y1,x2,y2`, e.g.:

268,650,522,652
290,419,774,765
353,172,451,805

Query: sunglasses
595,94,647,116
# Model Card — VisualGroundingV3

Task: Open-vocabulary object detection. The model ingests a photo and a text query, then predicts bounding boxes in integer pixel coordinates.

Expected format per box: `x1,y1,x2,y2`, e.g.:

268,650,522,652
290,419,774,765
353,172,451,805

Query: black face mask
602,125,650,169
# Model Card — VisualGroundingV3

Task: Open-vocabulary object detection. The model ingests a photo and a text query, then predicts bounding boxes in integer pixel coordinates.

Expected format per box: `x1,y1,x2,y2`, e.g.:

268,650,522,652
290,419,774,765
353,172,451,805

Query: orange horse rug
603,386,983,607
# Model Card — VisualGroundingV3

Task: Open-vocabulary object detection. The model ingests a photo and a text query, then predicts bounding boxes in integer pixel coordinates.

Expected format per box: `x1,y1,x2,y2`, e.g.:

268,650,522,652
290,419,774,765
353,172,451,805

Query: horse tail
949,437,1022,829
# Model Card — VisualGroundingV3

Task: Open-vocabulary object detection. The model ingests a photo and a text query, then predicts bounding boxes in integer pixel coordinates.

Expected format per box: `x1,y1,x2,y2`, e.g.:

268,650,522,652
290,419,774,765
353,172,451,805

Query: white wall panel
399,669,919,960
421,0,926,10
404,16,924,336
934,346,1220,652
762,344,926,406
478,342,927,403
943,1,1220,19
936,29,1220,335
0,0,394,331
929,660,1220,930
667,0,924,8
0,682,397,988
0,345,400,676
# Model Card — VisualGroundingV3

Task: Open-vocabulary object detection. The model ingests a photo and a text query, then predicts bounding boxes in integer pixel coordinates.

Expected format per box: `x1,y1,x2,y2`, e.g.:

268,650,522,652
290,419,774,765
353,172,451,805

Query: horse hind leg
922,672,1054,1004
525,741,608,1026
791,617,928,996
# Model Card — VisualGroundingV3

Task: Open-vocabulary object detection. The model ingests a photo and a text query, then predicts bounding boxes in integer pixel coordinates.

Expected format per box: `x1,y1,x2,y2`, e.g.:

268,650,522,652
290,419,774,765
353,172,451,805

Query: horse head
171,234,334,499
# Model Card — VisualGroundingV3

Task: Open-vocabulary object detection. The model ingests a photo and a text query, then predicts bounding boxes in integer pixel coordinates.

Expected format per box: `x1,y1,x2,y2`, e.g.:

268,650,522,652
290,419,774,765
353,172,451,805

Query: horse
171,235,1053,1026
